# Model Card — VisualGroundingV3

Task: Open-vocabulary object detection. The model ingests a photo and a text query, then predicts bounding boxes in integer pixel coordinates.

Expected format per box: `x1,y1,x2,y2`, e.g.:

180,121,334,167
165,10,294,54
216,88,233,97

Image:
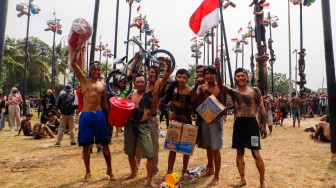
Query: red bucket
108,97,135,127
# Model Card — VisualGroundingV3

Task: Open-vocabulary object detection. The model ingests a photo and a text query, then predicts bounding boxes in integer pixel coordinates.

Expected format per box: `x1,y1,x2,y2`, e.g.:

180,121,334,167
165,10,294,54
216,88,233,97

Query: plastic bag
68,18,93,70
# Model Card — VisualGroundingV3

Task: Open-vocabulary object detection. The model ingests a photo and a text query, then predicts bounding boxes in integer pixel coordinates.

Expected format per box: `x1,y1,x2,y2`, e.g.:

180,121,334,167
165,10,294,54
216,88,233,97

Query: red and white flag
53,9,56,18
189,0,220,37
247,21,251,27
238,27,243,35
105,43,108,47
261,2,270,9
190,36,197,42
231,38,238,42
99,35,102,41
137,5,141,14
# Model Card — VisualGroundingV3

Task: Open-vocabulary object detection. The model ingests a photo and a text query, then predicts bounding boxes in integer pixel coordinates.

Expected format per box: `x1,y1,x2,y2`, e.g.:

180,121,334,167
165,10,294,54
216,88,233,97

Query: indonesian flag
261,2,270,9
99,35,102,41
106,43,108,47
247,21,251,27
190,36,197,42
189,0,220,37
238,27,243,35
137,5,141,14
53,9,56,18
231,38,238,42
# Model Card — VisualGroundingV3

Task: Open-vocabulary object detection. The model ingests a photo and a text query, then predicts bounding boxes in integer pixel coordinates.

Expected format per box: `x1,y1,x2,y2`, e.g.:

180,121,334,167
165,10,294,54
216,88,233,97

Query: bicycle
106,36,176,97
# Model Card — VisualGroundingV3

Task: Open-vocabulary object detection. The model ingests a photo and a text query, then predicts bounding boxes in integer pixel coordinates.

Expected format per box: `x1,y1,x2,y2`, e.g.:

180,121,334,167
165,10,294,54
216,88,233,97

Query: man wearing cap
55,84,77,147
215,61,267,188
72,40,115,182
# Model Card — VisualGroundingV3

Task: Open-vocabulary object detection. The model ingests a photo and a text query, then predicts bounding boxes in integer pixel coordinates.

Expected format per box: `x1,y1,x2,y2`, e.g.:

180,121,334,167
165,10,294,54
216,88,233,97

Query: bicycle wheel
150,49,176,76
106,71,133,97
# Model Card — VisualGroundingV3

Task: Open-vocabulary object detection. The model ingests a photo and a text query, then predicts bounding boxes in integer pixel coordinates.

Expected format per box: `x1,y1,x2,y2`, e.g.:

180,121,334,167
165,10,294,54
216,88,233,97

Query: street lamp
292,49,297,92
38,46,47,97
45,17,62,92
17,0,40,116
190,38,202,66
266,13,278,95
102,46,113,79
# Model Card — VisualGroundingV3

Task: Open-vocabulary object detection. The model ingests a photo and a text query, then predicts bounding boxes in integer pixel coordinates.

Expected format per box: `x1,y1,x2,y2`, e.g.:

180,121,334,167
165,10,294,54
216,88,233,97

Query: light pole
39,46,46,97
103,47,113,79
45,17,62,92
17,1,40,115
268,13,278,95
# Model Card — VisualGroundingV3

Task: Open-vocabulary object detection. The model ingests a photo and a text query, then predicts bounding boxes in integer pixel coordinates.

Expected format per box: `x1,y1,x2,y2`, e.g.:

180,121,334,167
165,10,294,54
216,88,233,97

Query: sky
4,0,336,91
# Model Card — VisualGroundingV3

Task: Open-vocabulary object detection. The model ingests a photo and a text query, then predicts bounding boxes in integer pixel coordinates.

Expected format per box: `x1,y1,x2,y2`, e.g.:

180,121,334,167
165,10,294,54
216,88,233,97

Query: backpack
58,94,75,115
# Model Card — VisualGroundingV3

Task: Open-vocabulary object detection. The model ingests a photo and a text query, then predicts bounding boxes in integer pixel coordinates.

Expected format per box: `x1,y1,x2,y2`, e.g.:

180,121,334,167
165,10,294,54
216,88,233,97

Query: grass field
0,110,335,188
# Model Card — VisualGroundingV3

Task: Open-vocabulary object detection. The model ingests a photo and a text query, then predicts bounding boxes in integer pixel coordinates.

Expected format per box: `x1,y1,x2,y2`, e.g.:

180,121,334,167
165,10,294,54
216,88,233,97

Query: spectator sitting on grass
310,115,330,143
17,113,34,136
31,115,56,139
48,109,60,134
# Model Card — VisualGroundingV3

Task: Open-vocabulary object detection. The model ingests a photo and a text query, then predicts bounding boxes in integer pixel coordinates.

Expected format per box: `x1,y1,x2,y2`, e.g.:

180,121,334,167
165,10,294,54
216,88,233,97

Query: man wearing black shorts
218,66,267,188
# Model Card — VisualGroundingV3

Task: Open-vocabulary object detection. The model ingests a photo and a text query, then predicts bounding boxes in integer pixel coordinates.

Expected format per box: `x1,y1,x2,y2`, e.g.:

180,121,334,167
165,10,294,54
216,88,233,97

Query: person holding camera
41,89,56,119
8,87,22,131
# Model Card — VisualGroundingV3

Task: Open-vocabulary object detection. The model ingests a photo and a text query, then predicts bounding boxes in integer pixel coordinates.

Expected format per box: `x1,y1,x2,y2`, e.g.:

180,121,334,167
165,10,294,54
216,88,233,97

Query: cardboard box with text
196,95,226,124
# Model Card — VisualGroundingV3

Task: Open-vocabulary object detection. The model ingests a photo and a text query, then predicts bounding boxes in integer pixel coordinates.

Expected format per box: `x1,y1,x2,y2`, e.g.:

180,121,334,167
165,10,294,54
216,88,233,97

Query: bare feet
181,173,189,180
123,173,137,180
234,180,247,188
146,181,158,188
261,180,267,188
201,168,215,177
81,173,91,183
106,171,116,181
207,177,219,186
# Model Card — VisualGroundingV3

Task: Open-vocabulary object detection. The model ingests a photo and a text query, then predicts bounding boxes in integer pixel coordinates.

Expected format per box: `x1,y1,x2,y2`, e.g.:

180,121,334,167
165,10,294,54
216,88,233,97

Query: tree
267,67,290,94
187,64,196,87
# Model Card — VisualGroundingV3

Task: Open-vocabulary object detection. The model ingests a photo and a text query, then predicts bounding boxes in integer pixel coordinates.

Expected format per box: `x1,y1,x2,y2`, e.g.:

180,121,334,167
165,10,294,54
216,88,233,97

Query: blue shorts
292,107,300,121
78,110,110,146
202,118,223,150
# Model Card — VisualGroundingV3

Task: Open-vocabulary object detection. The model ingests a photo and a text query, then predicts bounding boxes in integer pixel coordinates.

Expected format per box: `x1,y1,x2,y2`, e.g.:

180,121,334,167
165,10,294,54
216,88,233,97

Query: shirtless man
217,65,267,188
31,115,56,139
17,114,33,136
164,69,192,180
290,92,301,127
301,94,309,120
276,92,289,126
263,94,273,134
191,60,225,186
71,44,115,182
311,115,330,142
123,73,159,187
134,59,172,177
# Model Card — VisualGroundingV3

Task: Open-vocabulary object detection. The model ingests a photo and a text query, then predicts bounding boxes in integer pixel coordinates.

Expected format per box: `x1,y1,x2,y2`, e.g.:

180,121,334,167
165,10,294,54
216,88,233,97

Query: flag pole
0,0,9,84
211,28,215,64
219,0,234,88
321,0,336,161
125,2,133,63
113,0,120,70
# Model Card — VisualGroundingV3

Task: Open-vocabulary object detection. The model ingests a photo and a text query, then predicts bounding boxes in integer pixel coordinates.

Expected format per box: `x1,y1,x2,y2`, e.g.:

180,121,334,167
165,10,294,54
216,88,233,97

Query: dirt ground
0,111,335,188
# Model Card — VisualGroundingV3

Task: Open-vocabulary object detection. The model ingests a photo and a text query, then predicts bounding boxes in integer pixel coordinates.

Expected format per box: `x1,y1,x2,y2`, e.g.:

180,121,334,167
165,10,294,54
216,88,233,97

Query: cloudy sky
4,0,336,90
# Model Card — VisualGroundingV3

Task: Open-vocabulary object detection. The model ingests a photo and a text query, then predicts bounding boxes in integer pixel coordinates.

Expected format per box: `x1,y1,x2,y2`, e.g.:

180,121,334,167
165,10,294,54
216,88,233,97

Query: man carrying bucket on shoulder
71,40,115,182
134,58,173,177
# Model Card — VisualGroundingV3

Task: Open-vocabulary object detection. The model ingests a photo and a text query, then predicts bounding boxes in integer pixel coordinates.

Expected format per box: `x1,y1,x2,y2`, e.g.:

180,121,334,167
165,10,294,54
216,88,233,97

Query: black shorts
280,107,288,118
232,117,261,150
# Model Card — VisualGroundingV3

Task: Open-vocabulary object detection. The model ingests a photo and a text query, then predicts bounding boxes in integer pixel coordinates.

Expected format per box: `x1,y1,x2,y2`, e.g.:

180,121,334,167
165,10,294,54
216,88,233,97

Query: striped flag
238,27,243,35
231,38,238,42
137,5,141,14
189,0,220,37
247,21,251,27
190,37,197,42
261,2,270,9
53,9,56,18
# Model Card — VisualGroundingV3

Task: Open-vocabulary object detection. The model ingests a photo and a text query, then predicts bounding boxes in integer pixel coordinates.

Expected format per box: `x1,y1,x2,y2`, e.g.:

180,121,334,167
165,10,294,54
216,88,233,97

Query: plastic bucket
165,172,180,187
108,97,135,127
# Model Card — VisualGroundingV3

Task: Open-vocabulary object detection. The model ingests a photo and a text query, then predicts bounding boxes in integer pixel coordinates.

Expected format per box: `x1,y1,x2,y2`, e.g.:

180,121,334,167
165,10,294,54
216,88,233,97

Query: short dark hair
50,109,57,115
203,66,217,75
135,74,145,80
234,68,248,76
41,115,49,123
196,65,204,71
176,69,190,78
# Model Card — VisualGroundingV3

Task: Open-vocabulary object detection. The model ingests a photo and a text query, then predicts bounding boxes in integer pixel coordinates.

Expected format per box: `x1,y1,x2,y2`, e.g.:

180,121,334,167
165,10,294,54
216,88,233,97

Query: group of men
70,32,268,188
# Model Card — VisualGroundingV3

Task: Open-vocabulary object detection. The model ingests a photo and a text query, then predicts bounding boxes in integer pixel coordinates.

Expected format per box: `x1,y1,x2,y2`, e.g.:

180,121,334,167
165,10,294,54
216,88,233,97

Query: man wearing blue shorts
290,91,301,127
72,44,115,182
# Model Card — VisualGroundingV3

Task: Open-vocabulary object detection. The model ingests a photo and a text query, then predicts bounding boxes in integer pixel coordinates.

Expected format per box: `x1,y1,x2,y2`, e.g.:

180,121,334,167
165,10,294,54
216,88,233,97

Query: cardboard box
178,124,198,155
164,121,198,156
196,94,226,124
164,121,182,152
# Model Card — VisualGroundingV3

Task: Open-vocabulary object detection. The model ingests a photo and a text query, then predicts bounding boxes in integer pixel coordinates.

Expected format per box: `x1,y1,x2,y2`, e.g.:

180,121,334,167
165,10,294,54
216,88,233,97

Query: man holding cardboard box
217,63,267,188
164,69,193,180
191,60,226,186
